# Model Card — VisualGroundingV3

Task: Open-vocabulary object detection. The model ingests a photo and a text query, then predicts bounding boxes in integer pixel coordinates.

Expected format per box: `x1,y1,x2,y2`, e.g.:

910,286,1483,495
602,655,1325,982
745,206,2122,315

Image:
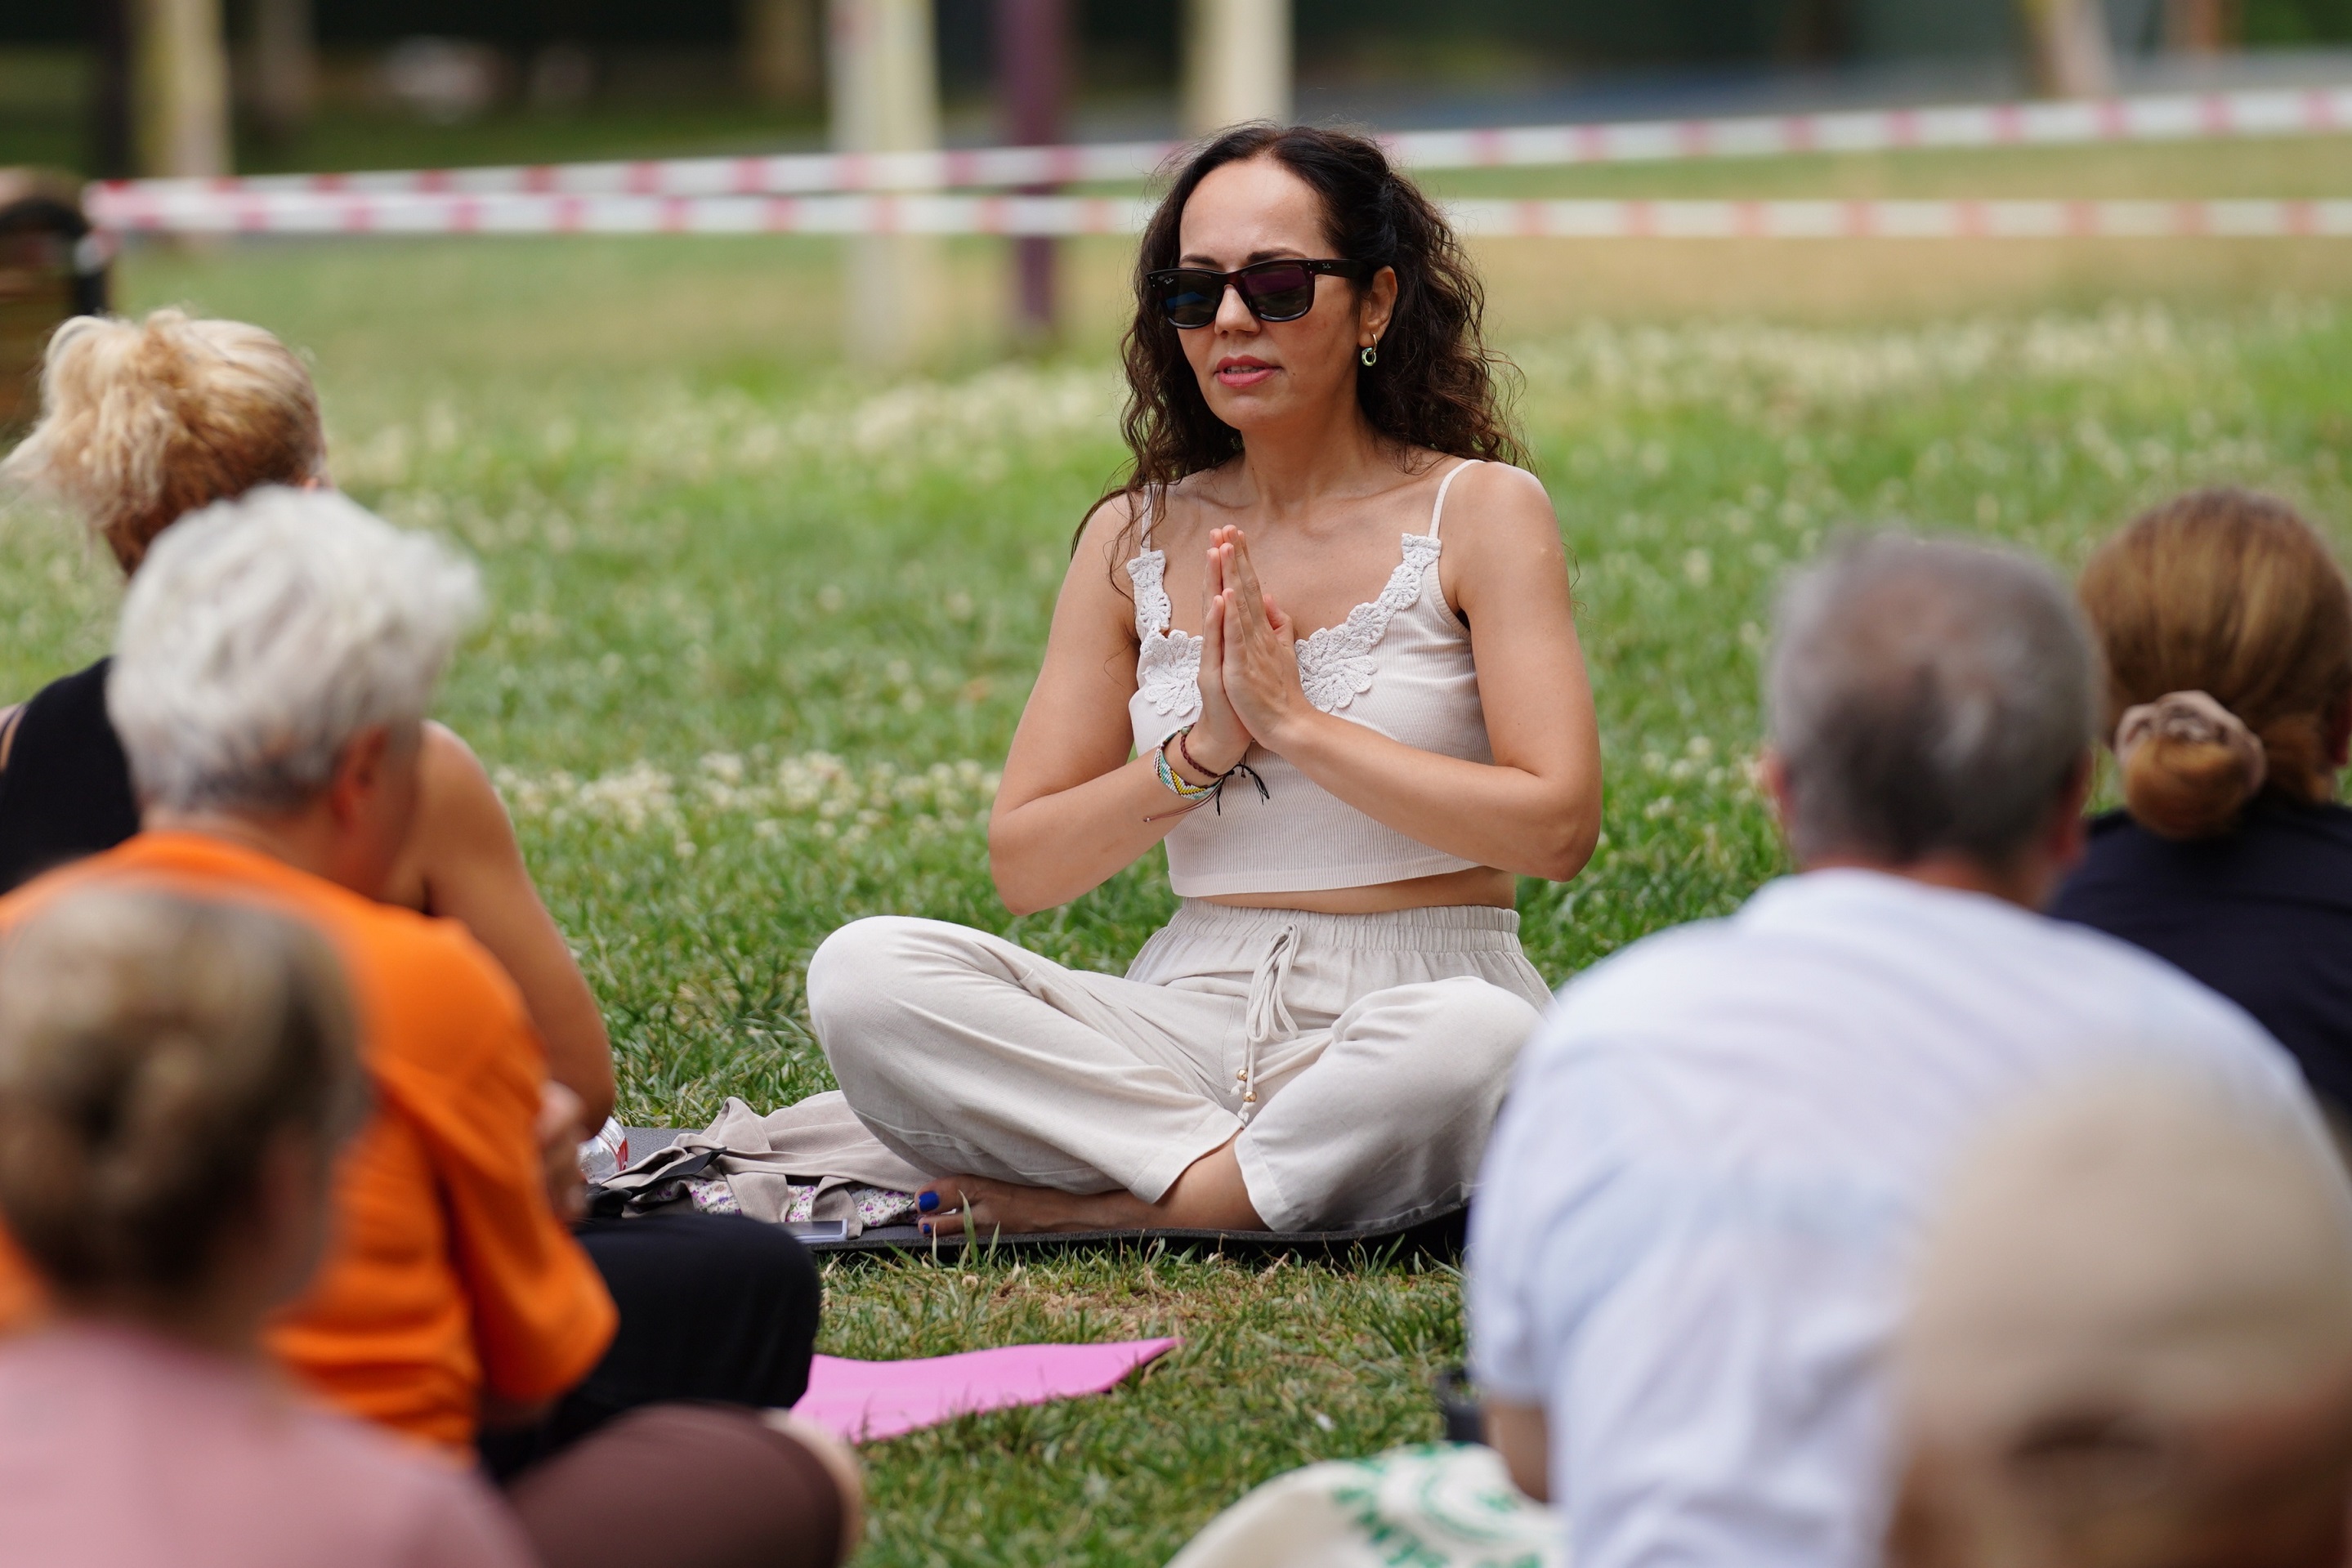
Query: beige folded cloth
599,1092,931,1235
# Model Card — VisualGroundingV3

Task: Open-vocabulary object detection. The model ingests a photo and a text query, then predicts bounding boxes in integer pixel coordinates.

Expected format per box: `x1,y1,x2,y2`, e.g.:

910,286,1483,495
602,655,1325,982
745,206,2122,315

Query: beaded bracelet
1177,727,1222,784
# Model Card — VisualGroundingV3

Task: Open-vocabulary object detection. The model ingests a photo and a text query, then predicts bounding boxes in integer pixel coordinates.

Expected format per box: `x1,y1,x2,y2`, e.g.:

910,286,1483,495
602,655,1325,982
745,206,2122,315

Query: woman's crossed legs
805,914,1543,1235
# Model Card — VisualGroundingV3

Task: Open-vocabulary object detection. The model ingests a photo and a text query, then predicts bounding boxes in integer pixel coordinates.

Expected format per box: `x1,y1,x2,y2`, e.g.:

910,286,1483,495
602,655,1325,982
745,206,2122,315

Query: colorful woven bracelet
1154,742,1217,798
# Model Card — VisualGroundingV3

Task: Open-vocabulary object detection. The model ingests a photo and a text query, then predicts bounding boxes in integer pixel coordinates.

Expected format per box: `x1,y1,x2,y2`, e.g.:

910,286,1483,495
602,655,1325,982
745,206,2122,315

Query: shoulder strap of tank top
1137,488,1157,552
1427,459,1480,540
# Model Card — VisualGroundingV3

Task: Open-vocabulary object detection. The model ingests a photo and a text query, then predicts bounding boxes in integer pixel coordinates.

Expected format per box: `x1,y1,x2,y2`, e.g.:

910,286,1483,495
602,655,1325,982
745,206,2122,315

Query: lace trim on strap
1127,547,1173,640
1294,532,1442,713
1138,623,1205,719
1128,548,1205,719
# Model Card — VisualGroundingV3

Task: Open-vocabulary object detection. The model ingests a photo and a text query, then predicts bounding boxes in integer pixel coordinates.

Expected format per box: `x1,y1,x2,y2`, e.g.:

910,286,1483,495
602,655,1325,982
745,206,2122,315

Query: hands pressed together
1174,527,1313,787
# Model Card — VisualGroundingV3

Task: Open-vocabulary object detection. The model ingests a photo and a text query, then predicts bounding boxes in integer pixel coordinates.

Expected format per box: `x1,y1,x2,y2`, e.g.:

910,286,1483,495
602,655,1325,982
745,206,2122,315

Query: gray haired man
1467,534,2322,1568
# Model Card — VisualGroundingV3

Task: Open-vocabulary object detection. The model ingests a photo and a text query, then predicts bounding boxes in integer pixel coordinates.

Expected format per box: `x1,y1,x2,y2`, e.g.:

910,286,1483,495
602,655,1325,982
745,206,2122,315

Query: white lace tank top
1125,459,1495,897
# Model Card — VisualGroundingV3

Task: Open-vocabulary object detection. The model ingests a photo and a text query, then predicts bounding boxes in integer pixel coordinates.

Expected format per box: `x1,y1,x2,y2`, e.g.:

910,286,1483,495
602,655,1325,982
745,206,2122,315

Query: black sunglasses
1146,259,1371,329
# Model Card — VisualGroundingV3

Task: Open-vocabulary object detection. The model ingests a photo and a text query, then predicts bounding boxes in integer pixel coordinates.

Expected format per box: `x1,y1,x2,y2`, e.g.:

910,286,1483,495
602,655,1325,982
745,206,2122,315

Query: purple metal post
996,0,1067,342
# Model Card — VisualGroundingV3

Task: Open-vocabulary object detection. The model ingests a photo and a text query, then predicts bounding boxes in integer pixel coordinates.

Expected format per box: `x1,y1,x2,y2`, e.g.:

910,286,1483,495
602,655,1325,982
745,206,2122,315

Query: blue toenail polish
920,1222,932,1235
918,1191,939,1213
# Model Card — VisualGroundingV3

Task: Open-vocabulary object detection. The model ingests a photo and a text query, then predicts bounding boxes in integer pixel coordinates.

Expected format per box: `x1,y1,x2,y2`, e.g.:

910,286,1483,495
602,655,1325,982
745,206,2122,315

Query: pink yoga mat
793,1338,1180,1443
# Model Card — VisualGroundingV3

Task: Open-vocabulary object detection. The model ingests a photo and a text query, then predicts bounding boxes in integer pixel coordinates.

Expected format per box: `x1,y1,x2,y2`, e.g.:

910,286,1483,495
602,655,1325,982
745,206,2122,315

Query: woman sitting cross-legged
807,125,1603,1236
2052,488,2352,1117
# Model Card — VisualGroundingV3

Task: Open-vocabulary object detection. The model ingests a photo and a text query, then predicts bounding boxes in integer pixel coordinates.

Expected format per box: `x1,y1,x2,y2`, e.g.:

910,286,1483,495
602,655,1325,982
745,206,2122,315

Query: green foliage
7,241,2351,1562
2245,0,2352,43
822,1248,1467,1566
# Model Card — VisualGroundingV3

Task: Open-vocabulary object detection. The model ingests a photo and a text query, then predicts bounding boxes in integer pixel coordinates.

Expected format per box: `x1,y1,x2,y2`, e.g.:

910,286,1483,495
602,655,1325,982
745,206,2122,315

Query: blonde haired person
2050,488,2352,1115
0,307,615,1132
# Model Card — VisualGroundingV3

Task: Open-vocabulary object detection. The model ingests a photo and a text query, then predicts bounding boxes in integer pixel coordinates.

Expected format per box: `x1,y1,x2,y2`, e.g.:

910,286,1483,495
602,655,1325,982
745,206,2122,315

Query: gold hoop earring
1360,343,1378,368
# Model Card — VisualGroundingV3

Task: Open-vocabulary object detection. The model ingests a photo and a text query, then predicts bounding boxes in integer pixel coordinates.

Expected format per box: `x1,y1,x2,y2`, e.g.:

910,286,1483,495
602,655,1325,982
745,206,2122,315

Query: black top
0,658,141,895
2052,799,2352,1113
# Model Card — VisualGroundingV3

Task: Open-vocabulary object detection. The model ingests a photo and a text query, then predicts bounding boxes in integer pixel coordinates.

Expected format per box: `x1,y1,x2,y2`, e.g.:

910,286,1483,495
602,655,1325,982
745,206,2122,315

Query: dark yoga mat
618,1128,1466,1263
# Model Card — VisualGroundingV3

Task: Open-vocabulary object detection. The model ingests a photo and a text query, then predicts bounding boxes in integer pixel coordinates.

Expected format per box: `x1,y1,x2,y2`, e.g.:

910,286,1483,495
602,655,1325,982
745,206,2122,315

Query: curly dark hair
1083,123,1525,554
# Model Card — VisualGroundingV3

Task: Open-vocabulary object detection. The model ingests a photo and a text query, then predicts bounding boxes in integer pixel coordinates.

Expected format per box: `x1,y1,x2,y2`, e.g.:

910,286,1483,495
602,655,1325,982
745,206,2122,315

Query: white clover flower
503,750,1002,847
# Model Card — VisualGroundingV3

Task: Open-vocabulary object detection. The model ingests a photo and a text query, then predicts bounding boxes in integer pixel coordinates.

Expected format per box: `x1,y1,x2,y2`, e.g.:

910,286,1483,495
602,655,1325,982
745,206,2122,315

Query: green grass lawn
6,236,2352,1563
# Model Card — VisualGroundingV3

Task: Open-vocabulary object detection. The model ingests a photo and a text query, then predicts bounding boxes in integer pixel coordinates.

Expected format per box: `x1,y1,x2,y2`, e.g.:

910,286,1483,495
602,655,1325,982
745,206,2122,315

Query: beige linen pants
805,901,1550,1232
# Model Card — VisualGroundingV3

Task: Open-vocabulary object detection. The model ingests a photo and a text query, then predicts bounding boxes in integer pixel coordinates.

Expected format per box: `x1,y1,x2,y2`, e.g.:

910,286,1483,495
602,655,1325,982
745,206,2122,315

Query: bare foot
914,1175,1157,1236
915,1139,1267,1236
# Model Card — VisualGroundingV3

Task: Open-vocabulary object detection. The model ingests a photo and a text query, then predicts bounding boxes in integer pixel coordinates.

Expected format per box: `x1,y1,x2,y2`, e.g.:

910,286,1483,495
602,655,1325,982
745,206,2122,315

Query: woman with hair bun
2053,487,2352,1110
0,308,615,1132
806,124,1603,1236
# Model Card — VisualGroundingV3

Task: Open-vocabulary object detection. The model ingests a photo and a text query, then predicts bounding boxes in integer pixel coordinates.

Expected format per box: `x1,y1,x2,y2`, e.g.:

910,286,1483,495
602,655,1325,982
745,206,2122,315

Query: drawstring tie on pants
1237,922,1299,1124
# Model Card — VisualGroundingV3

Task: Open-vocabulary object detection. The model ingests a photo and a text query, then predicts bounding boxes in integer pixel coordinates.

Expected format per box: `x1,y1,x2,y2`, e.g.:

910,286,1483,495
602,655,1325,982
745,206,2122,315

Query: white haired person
0,491,860,1568
1888,1070,2352,1568
0,887,861,1568
0,887,534,1568
0,308,615,1138
1468,534,2320,1568
803,124,1601,1237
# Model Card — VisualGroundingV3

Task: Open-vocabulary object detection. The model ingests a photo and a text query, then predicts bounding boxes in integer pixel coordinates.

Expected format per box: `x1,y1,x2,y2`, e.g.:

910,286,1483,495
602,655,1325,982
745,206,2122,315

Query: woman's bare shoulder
1444,459,1557,537
420,719,490,780
1437,461,1567,613
1066,491,1147,592
1053,494,1160,650
1074,489,1139,555
415,721,523,849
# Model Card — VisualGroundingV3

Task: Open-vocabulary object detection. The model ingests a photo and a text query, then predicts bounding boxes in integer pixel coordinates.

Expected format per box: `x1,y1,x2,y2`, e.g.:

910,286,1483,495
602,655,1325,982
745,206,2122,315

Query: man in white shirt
1469,532,2320,1568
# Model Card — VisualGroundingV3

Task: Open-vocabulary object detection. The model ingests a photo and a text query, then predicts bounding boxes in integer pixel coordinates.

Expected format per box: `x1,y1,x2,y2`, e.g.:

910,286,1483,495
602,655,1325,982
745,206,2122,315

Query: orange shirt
0,833,616,1451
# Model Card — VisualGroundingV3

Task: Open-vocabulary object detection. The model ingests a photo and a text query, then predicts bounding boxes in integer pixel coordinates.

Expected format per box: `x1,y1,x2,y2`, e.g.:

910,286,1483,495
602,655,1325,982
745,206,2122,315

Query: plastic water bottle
577,1116,628,1183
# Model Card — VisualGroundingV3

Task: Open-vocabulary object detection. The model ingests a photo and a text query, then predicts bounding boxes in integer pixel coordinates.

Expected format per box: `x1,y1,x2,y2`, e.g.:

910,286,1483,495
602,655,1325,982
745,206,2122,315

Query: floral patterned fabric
777,1182,919,1229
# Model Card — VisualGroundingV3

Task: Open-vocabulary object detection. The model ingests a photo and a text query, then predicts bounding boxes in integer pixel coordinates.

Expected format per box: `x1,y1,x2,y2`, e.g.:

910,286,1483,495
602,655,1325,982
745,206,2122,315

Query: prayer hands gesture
1196,527,1308,767
1180,528,1252,778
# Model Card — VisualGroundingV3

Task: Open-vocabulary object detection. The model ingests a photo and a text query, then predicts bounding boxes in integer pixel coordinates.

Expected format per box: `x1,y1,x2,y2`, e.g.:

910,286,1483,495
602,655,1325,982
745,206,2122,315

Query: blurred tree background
0,0,2345,176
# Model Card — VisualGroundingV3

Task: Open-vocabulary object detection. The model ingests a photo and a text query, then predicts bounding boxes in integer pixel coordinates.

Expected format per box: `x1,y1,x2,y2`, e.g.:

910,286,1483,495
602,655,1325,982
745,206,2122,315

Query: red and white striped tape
87,82,2352,216
82,189,2352,239
1464,197,2352,238
1397,81,2352,169
84,189,1146,235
